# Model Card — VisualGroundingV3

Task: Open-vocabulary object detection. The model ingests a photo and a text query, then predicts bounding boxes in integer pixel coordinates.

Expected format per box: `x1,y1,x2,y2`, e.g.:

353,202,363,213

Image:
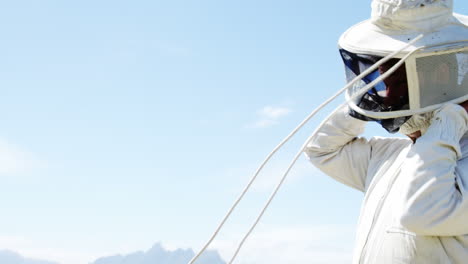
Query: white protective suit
305,103,468,263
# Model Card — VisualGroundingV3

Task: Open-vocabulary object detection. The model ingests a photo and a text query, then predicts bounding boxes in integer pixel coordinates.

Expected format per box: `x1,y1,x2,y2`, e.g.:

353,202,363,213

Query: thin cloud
252,105,293,128
260,106,292,119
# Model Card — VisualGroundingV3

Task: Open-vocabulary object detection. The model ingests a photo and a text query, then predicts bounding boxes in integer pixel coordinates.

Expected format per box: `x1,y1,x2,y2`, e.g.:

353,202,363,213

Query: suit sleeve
399,104,468,235
304,106,373,192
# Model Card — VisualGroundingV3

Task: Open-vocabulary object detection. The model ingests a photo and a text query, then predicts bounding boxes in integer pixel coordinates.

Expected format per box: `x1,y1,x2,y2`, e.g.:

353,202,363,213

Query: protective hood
338,0,468,133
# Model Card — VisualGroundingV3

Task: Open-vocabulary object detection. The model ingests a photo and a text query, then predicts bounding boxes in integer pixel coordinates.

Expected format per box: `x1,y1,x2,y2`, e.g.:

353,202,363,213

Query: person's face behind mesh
378,58,409,110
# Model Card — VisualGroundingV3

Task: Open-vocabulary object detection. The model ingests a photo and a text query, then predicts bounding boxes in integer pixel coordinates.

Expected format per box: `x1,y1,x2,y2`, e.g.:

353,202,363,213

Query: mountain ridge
0,243,225,264
91,242,225,264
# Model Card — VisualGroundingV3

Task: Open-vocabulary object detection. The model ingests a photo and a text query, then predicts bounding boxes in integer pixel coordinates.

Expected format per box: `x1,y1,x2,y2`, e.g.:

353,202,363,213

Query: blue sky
0,1,467,263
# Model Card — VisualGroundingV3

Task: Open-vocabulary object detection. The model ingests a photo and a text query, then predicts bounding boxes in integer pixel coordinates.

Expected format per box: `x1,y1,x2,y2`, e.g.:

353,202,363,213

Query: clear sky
0,1,467,264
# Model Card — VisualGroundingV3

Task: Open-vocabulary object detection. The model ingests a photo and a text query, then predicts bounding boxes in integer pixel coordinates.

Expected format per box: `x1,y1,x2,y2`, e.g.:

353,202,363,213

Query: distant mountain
91,243,226,264
0,249,59,264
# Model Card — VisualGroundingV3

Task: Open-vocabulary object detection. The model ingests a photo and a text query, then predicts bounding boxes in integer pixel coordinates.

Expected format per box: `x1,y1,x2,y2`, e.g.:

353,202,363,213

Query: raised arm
304,106,373,192
399,103,468,235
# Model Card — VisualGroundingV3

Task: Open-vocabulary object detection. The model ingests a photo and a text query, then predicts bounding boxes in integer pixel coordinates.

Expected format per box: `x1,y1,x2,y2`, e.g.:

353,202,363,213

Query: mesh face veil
413,47,468,108
340,44,468,133
343,44,468,131
340,49,411,133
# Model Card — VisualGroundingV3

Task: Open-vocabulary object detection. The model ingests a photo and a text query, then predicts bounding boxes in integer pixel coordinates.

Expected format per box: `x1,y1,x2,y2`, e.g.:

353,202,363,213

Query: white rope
226,36,423,263
348,93,468,119
227,105,343,263
189,35,423,264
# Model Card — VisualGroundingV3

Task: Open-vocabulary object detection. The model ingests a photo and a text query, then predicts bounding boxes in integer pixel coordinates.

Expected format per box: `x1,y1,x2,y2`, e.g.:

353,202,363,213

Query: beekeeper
305,0,468,263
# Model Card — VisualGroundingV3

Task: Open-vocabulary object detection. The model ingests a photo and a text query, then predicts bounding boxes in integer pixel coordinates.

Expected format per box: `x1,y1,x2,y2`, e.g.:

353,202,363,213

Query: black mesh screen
340,49,411,133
